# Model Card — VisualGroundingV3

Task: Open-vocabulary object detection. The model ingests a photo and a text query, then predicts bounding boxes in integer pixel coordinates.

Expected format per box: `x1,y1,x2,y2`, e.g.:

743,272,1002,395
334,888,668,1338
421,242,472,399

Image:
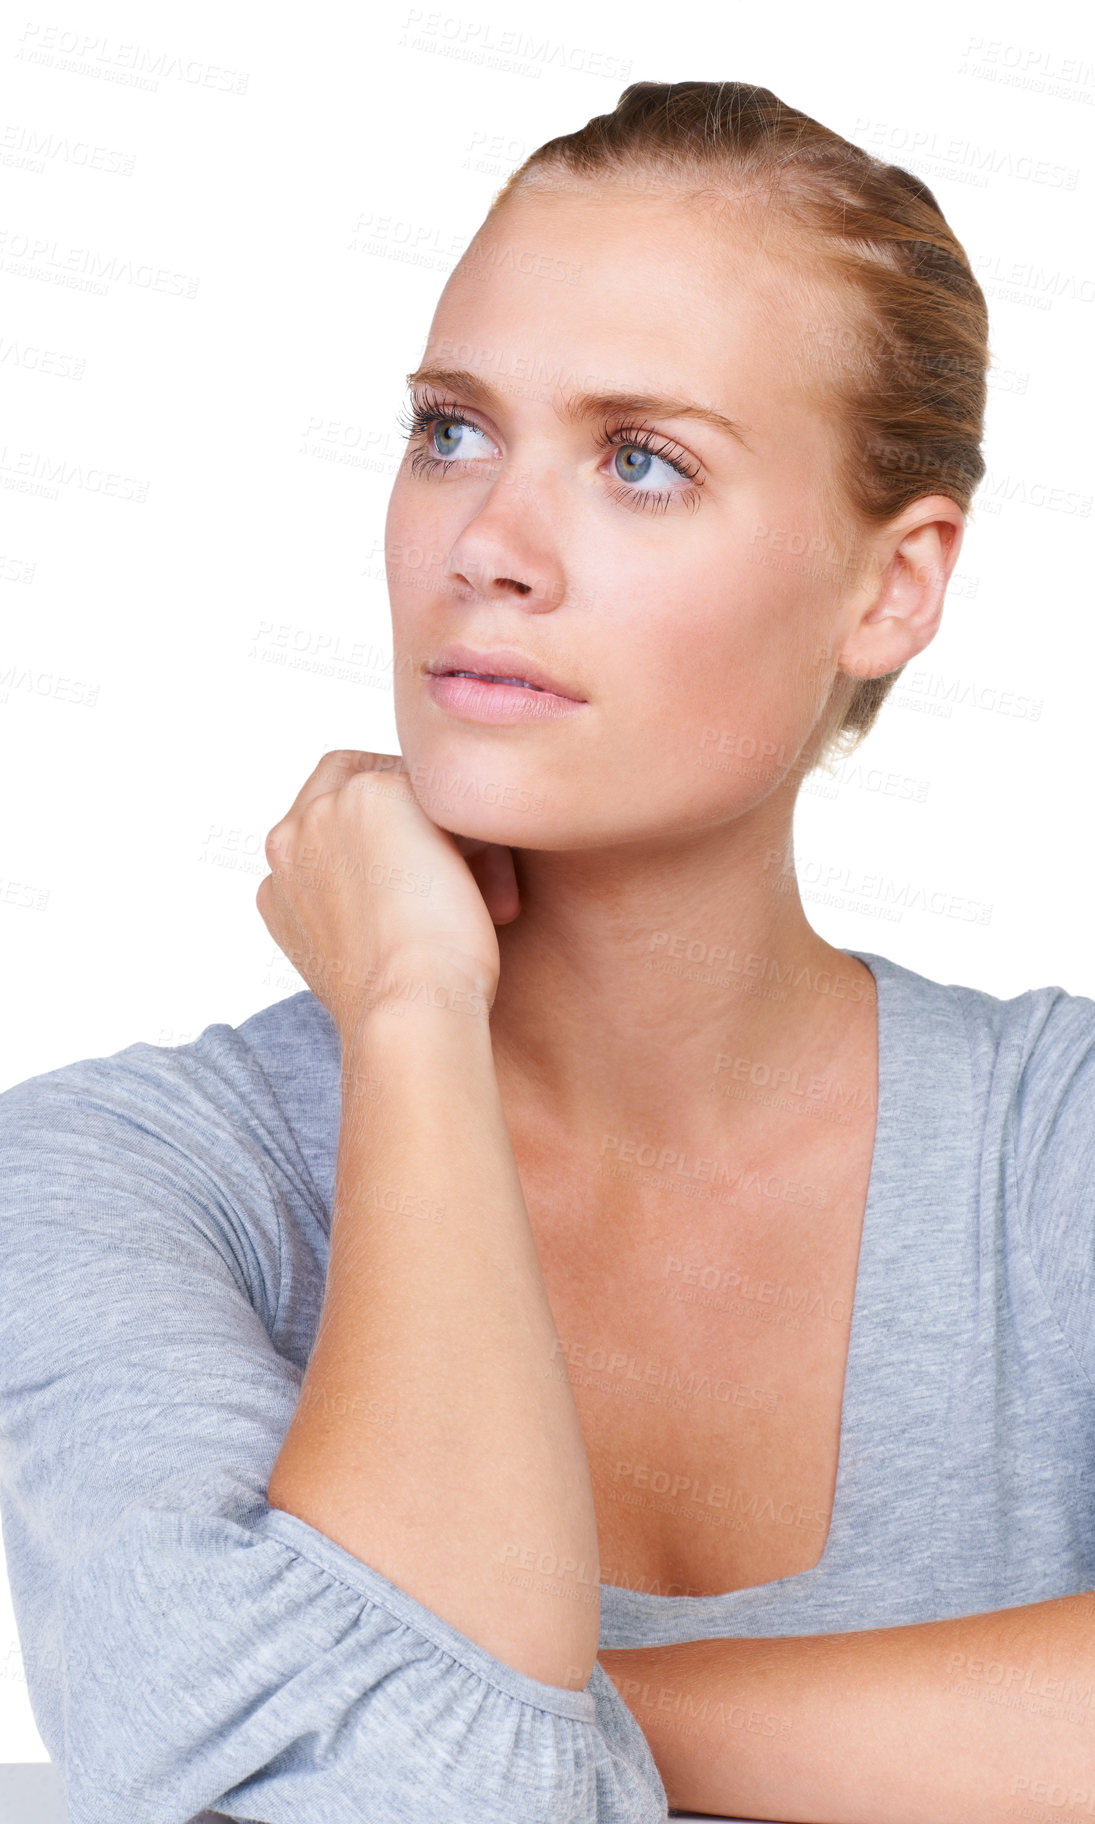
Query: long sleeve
0,1028,669,1824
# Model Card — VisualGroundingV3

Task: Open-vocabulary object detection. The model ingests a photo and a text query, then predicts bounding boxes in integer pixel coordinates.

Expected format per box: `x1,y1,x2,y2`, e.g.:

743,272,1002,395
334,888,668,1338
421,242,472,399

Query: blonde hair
487,80,991,773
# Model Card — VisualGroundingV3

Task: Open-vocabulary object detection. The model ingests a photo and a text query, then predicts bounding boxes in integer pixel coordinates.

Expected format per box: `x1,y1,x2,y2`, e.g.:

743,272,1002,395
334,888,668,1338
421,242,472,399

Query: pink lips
426,644,586,702
425,672,587,723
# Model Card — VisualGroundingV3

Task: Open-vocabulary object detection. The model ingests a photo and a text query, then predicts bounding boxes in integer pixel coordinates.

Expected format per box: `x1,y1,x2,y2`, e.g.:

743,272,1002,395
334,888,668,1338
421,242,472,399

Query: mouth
442,670,544,691
425,647,587,702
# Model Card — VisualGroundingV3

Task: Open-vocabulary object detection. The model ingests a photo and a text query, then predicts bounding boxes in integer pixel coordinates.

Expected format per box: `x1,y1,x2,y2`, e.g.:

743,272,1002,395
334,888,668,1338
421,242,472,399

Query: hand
256,749,520,1036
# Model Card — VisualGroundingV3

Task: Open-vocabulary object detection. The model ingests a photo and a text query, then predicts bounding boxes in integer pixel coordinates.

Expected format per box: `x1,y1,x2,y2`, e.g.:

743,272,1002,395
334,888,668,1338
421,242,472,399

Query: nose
451,558,534,600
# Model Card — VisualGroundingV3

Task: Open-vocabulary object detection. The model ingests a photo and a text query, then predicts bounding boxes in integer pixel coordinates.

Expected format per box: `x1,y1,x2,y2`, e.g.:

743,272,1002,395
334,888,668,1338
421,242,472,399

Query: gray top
1,947,1094,1823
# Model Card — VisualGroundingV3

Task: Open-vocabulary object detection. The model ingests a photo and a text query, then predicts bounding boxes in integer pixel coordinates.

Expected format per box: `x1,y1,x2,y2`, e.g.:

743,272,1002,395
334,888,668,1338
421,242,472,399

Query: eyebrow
404,365,753,451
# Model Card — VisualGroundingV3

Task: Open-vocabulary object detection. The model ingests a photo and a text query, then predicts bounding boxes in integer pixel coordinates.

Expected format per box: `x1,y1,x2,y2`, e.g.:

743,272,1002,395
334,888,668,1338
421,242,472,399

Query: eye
427,418,493,461
412,412,496,467
397,389,498,477
396,389,704,515
597,423,702,515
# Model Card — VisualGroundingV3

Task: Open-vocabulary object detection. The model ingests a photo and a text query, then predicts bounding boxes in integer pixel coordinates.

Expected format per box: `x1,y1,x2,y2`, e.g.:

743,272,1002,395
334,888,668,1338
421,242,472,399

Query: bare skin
386,177,962,1153
260,753,606,1688
380,177,959,1596
256,174,1095,1824
505,993,880,1602
261,176,964,1693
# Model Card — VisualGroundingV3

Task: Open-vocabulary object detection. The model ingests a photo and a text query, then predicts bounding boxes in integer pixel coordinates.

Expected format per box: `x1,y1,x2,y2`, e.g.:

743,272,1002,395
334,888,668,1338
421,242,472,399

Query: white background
1,0,1092,1779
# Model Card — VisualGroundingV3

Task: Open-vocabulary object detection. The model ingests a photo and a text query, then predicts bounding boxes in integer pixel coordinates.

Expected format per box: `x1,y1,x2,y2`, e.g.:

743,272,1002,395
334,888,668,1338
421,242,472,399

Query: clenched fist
256,750,520,1039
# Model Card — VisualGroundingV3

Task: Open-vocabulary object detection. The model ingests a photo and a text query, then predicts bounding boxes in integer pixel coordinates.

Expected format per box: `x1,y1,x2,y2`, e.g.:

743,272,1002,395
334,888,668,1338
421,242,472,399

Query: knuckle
346,763,405,806
323,748,372,778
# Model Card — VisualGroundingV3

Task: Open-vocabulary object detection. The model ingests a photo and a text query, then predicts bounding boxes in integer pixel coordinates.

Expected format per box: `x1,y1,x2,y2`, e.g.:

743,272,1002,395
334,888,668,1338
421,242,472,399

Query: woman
2,81,1093,1824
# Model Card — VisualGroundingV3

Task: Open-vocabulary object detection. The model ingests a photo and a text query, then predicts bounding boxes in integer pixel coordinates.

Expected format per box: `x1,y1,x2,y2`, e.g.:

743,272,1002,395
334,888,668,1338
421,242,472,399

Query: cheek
384,480,449,609
612,587,830,799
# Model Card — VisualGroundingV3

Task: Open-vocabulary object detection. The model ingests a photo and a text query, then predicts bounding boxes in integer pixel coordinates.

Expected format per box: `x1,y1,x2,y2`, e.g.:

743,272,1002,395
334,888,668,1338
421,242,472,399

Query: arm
267,978,603,1689
259,750,606,1690
600,1590,1095,1821
0,1042,667,1824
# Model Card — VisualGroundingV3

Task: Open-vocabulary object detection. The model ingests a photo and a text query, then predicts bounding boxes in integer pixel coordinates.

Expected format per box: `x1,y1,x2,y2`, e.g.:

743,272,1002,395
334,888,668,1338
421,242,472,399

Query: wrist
338,950,495,1052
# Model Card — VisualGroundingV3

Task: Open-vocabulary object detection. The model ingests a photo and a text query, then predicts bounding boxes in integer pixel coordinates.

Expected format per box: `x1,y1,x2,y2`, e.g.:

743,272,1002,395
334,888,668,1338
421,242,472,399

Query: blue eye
422,416,495,463
397,392,497,474
611,443,682,489
596,422,703,515
397,389,703,516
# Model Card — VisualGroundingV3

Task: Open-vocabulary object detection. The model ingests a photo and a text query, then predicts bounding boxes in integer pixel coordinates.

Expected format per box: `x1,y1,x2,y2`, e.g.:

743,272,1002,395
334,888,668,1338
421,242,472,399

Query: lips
446,671,542,691
426,644,586,701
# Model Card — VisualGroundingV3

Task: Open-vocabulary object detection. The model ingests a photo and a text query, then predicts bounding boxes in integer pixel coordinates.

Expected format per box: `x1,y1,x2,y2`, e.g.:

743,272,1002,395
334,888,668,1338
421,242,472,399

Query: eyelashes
396,386,704,516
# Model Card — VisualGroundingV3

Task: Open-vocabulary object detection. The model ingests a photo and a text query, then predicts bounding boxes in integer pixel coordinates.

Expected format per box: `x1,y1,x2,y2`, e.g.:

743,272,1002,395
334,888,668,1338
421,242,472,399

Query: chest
518,1127,873,1600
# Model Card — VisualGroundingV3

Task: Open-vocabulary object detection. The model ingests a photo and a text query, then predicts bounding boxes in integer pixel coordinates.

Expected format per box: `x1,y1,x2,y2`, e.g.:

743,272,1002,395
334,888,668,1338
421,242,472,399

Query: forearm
600,1590,1095,1821
267,970,600,1690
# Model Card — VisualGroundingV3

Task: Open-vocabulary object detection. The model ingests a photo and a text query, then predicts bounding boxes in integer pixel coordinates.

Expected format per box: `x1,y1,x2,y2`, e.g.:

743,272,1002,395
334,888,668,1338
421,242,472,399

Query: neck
489,812,877,1157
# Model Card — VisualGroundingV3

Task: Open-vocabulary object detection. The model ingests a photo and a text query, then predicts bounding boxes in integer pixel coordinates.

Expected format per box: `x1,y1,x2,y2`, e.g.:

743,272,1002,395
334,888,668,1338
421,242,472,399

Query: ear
838,496,966,681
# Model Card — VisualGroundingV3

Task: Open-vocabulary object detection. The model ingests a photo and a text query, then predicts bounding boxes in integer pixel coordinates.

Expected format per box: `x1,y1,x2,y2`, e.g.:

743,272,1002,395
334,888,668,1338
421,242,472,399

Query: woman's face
385,178,879,851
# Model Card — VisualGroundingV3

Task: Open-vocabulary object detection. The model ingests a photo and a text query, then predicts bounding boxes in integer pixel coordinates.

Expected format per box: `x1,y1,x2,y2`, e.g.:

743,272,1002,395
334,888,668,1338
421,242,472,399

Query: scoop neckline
597,944,893,1613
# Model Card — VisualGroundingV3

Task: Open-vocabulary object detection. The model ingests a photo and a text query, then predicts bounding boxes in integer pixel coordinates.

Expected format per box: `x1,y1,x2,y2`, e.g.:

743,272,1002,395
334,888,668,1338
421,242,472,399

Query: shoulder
0,990,338,1316
0,987,338,1148
855,945,1095,1103
860,948,1095,1376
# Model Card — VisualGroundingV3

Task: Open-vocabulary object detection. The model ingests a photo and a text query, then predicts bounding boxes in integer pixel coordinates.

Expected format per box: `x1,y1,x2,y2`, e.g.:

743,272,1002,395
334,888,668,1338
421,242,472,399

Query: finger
281,749,408,822
255,872,274,932
464,843,521,925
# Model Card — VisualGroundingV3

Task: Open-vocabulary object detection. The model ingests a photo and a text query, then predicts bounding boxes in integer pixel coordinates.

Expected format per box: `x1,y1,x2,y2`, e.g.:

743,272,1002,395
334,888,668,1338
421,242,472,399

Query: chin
398,756,549,847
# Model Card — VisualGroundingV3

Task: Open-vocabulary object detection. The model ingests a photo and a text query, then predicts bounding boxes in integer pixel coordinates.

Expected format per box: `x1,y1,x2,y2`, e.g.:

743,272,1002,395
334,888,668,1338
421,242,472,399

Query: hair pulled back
488,81,991,770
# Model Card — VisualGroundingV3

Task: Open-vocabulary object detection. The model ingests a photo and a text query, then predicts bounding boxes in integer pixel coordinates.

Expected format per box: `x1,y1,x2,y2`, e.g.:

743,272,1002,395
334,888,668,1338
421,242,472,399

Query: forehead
427,182,825,423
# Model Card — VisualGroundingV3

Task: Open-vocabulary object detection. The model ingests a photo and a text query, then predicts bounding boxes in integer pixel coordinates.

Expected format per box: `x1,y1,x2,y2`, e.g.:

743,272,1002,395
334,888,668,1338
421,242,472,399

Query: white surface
2,0,1091,1773
0,1764,66,1823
